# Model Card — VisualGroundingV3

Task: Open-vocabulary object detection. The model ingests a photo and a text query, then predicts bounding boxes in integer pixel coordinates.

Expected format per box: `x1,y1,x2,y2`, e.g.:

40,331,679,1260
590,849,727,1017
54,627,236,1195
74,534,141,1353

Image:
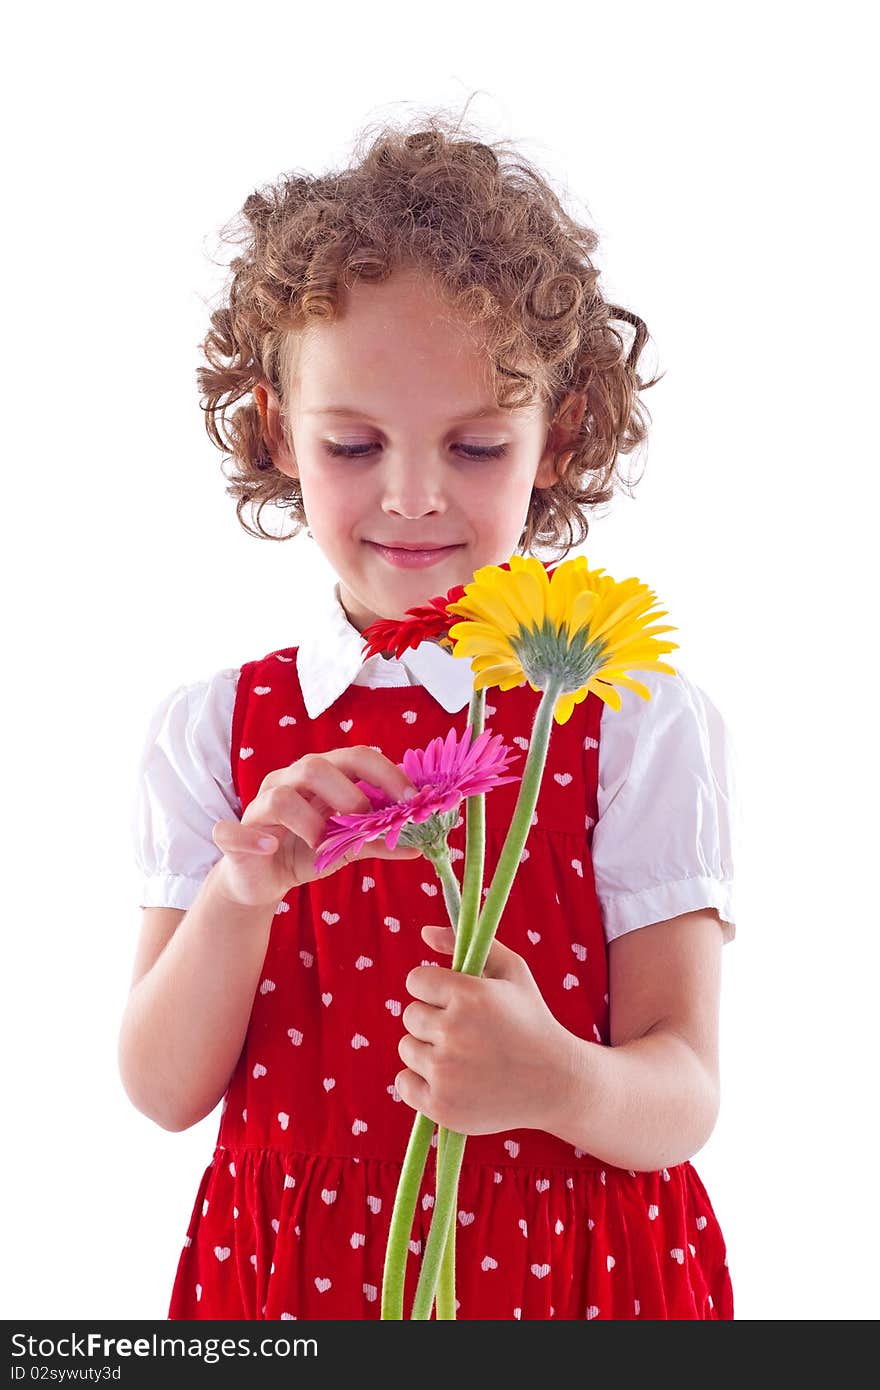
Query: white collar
296,580,475,719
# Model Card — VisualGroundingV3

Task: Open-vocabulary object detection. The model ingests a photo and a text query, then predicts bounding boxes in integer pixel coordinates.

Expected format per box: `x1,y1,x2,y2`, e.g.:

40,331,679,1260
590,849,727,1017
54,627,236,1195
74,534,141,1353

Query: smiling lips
366,540,463,569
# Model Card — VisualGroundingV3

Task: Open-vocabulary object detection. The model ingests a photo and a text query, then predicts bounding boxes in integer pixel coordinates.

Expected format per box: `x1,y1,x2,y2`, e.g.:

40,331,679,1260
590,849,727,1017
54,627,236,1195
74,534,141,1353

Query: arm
542,910,724,1171
117,860,278,1132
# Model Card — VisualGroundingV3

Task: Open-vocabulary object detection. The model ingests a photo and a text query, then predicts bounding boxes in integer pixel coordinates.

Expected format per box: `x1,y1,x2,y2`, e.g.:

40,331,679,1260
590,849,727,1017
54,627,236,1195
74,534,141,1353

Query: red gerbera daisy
359,559,557,662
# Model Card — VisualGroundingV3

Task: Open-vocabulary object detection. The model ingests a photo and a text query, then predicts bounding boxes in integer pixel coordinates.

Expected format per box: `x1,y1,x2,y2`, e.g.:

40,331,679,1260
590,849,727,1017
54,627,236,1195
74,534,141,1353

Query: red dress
167,645,734,1320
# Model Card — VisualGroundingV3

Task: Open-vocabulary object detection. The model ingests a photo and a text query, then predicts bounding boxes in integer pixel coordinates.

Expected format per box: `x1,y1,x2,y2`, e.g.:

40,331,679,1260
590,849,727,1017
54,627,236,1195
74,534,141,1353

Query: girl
121,111,739,1321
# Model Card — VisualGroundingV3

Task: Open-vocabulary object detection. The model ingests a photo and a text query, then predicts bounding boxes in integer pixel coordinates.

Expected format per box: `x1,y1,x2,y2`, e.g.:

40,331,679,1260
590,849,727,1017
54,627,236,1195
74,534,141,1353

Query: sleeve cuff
137,872,208,912
598,875,736,945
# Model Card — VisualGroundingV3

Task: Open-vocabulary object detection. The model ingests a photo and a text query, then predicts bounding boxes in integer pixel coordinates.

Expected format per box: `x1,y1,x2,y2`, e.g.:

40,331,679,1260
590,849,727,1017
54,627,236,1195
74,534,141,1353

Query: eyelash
324,442,508,460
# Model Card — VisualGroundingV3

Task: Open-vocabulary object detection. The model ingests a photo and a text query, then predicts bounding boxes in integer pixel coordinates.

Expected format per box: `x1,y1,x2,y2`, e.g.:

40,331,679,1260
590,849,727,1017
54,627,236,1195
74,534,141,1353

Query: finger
421,924,455,953
406,958,454,1006
397,1032,434,1074
395,1068,431,1114
363,840,423,862
401,999,444,1041
213,818,286,855
248,783,328,848
325,746,420,806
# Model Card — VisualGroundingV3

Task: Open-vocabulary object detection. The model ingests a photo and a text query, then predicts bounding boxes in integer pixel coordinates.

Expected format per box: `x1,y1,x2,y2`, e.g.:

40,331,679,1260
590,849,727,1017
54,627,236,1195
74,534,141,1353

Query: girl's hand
395,925,573,1136
211,746,423,908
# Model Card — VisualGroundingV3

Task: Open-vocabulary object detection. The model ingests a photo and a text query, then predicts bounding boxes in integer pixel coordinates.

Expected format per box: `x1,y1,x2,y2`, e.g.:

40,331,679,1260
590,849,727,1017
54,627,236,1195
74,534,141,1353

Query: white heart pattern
340,719,353,732
352,1118,368,1135
513,735,529,749
355,955,373,970
554,772,572,786
570,858,583,877
315,1277,332,1292
384,917,401,932
283,1175,296,1189
252,1063,267,1078
571,943,588,961
527,930,541,944
279,715,297,727
586,1305,599,1319
351,1033,369,1049
322,1077,335,1092
361,876,375,891
422,1194,434,1211
518,1219,528,1237
563,973,580,990
420,882,438,896
503,1140,520,1158
696,1216,707,1231
535,1179,550,1193
385,999,402,1017
607,1255,615,1271
350,1232,365,1249
321,993,332,1006
321,1189,337,1205
402,711,417,723
195,1283,202,1301
458,1211,475,1226
363,1284,378,1302
321,911,340,925
299,950,314,967
254,686,271,695
481,1256,498,1271
530,1263,550,1279
408,1239,421,1255
277,1112,289,1130
287,1028,303,1046
259,979,276,994
271,1219,279,1234
555,1219,565,1235
366,1195,382,1214
670,1248,685,1264
239,747,254,760
214,1246,231,1263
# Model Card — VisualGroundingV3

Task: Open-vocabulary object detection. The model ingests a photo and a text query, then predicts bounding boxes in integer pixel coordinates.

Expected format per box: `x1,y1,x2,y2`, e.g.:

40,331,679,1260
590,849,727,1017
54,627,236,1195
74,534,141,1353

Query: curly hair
197,100,663,560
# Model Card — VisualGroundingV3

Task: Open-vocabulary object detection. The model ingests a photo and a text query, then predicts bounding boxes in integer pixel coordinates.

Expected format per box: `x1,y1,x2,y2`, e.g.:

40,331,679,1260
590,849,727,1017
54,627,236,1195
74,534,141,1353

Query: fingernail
257,835,277,850
401,787,418,801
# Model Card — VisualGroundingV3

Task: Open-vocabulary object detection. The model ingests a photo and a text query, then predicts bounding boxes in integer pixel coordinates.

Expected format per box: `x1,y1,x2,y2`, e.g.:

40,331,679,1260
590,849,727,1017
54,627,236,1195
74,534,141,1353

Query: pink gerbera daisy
313,725,521,875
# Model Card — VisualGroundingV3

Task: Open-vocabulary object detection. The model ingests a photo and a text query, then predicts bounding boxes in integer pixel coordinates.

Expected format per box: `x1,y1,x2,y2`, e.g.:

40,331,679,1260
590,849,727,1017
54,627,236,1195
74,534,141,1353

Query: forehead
289,271,543,418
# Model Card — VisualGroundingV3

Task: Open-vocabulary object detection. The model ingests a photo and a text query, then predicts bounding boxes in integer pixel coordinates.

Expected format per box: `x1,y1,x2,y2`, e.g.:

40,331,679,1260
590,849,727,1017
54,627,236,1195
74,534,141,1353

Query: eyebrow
303,405,510,423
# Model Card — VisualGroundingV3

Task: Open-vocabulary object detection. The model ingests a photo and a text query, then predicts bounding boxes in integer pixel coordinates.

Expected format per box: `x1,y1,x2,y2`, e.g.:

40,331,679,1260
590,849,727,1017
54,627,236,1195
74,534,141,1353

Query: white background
3,0,876,1322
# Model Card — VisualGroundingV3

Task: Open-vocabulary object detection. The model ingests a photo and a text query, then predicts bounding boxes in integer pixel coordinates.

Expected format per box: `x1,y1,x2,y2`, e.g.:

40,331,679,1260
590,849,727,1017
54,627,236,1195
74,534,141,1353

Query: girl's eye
324,442,508,460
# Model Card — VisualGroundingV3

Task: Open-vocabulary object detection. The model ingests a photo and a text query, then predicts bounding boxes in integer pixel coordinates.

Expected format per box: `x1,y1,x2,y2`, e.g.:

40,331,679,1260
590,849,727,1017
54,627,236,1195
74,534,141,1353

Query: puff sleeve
592,667,740,945
129,668,241,910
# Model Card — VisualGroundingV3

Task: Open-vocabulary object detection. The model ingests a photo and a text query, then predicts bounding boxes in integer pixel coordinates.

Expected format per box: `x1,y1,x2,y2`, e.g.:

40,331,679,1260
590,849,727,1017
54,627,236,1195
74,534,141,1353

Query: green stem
411,1128,467,1319
380,1111,437,1318
411,678,563,1320
433,685,486,1318
463,679,562,977
434,1126,457,1319
429,847,461,933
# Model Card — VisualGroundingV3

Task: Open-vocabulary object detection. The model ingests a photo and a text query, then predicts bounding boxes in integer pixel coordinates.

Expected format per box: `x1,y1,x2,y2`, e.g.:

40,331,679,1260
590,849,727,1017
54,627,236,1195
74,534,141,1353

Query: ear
534,390,587,490
254,380,299,479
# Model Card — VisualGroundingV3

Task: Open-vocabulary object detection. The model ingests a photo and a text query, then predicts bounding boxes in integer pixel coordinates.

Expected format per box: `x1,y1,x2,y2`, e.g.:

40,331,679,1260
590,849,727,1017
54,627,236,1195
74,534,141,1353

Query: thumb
421,923,456,952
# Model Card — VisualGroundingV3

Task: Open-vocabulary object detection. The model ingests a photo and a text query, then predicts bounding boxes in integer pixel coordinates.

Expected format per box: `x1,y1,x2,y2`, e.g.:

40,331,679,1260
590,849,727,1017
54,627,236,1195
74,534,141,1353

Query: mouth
365,540,465,569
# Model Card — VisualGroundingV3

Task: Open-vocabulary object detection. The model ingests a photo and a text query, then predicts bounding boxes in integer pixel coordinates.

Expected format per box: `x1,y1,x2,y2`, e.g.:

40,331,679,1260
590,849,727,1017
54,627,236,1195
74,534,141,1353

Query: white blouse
130,582,739,945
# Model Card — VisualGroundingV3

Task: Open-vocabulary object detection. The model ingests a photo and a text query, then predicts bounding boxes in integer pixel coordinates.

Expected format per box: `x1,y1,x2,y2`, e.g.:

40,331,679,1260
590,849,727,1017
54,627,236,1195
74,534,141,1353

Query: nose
380,457,448,520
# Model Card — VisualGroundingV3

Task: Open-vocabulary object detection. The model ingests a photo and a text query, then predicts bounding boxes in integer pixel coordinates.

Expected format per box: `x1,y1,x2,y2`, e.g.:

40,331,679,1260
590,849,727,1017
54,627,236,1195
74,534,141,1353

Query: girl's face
258,267,574,632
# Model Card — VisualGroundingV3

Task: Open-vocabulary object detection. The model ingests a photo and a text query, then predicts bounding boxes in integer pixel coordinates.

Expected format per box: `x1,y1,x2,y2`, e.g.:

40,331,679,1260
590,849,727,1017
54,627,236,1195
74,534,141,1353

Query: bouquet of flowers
313,554,679,1319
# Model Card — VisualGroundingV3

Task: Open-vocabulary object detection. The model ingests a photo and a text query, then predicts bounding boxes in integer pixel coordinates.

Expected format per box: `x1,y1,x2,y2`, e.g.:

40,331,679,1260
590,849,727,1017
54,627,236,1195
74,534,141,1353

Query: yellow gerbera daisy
446,554,680,724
